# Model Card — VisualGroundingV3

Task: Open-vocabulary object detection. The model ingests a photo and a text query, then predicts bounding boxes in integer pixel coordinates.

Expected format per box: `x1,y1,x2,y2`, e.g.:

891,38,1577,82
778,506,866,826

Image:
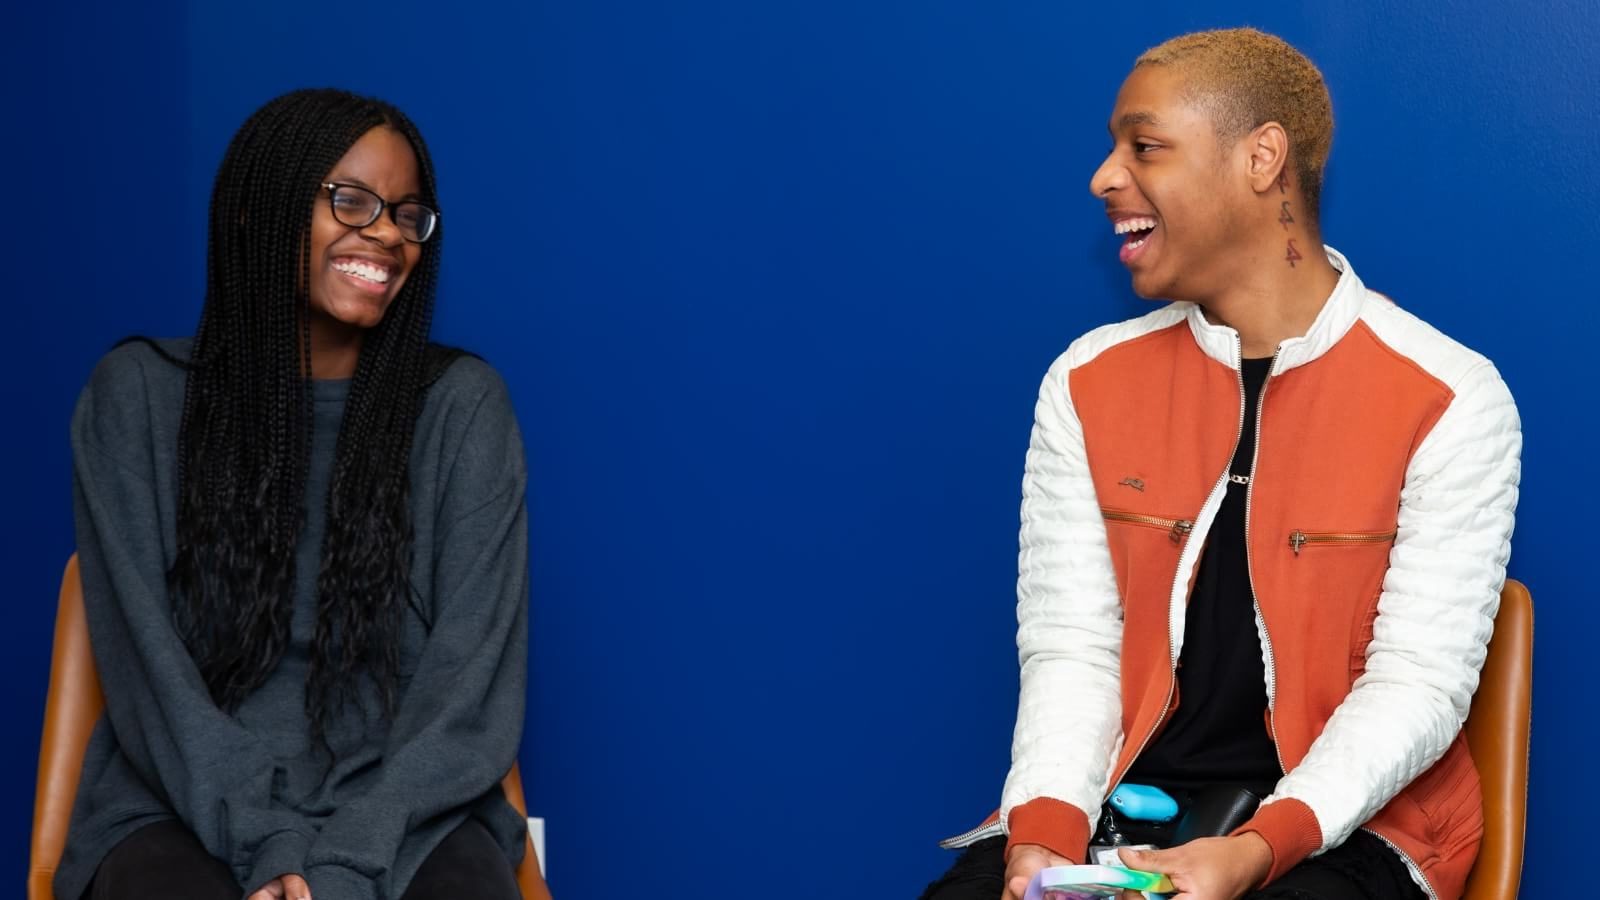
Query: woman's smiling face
306,126,423,341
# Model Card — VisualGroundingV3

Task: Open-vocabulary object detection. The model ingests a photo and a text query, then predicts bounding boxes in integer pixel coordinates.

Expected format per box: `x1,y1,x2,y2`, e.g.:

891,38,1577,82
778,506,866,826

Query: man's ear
1245,121,1290,195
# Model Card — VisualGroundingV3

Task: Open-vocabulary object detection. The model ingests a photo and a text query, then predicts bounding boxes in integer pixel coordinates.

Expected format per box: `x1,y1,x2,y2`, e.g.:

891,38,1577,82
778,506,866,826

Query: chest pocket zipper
1102,508,1195,545
1287,529,1398,556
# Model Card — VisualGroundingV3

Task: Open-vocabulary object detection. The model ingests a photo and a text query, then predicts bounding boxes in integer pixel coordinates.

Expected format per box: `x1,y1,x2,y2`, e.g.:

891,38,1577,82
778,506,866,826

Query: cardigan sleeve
70,348,318,893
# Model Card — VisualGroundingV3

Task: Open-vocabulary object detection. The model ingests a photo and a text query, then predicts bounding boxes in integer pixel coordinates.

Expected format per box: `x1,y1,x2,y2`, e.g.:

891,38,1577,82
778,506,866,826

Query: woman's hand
247,873,312,900
1115,833,1273,900
1002,843,1072,900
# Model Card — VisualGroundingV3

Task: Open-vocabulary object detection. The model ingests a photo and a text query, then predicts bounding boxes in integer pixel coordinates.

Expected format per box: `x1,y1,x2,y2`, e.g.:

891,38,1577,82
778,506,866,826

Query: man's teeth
1114,217,1158,235
333,259,390,284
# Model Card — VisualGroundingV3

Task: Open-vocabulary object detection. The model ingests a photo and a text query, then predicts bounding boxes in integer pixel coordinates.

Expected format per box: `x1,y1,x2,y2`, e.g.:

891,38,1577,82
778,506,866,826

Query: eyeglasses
321,182,440,244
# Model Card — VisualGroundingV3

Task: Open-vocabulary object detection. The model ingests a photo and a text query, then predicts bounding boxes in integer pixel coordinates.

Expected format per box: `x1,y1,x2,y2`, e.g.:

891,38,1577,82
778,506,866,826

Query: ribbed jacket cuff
305,863,378,900
242,829,312,896
1004,797,1091,865
1232,798,1323,885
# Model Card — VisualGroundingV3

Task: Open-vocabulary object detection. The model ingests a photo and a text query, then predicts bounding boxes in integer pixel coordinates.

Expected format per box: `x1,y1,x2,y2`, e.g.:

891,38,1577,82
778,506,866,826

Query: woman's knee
90,821,238,900
401,819,521,900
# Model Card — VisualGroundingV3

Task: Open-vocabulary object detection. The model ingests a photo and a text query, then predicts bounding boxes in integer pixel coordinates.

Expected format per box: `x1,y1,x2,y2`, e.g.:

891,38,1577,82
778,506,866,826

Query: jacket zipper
1105,346,1251,791
938,819,1005,849
1287,529,1397,556
1100,509,1194,544
1361,827,1438,900
1099,509,1198,789
1241,342,1289,775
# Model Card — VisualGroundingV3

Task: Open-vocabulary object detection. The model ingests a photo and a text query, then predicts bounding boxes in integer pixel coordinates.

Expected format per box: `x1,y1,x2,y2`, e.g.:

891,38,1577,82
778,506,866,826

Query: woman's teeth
333,259,390,284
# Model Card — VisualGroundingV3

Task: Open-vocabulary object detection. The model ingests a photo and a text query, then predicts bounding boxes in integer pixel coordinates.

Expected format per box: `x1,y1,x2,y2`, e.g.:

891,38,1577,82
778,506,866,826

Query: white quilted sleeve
1264,360,1521,849
1000,353,1127,829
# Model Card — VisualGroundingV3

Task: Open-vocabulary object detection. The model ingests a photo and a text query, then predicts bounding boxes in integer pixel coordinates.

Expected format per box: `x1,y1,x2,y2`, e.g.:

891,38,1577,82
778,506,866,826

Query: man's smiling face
1089,64,1249,303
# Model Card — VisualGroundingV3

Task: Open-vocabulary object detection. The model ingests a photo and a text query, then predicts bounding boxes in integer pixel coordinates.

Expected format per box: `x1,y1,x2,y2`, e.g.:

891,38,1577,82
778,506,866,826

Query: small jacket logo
1118,477,1145,492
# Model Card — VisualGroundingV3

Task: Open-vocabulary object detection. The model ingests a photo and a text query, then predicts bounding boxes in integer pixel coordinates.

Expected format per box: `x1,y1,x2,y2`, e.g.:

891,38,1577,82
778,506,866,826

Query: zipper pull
1288,530,1307,556
1169,519,1194,544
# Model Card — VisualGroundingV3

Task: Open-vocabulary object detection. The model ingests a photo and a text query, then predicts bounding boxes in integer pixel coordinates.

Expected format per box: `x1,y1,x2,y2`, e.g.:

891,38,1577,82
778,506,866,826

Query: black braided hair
167,88,455,744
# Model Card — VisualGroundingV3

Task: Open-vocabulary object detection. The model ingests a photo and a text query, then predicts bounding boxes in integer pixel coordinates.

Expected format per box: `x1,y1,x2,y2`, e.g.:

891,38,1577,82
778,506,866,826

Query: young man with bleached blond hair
921,27,1519,900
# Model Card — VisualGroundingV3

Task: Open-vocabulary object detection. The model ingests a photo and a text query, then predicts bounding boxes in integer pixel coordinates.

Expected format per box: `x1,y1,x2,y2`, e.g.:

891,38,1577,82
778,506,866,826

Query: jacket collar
1181,245,1367,373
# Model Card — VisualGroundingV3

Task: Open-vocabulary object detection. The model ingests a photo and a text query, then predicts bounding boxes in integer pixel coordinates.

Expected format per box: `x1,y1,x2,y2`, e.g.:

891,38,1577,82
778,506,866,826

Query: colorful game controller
1022,864,1175,900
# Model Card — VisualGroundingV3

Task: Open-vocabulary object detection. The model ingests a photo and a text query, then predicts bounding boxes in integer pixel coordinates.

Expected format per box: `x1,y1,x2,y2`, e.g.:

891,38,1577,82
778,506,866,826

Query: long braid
169,89,447,742
308,107,444,734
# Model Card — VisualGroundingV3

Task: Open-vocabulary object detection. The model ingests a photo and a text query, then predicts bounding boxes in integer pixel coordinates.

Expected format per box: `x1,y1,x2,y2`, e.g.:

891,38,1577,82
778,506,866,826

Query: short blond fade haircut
1137,28,1334,219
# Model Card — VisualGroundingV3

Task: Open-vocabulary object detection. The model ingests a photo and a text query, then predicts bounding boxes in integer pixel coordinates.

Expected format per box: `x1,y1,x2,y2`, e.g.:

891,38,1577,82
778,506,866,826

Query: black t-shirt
1123,356,1281,794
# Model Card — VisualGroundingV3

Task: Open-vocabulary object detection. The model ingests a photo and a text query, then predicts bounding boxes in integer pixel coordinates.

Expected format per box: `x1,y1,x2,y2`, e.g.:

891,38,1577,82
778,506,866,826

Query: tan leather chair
30,555,552,900
1461,578,1532,900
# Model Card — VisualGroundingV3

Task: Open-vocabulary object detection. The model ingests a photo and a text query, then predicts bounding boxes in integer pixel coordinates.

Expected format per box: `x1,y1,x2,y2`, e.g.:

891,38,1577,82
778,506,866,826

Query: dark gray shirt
60,339,529,900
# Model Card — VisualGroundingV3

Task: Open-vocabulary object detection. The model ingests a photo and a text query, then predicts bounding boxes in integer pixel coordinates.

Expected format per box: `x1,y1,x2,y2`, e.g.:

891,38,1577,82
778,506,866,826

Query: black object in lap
1089,784,1265,854
1172,785,1266,844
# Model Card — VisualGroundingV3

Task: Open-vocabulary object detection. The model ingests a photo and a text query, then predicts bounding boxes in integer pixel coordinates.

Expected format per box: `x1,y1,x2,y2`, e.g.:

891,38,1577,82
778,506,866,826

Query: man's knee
919,836,1007,900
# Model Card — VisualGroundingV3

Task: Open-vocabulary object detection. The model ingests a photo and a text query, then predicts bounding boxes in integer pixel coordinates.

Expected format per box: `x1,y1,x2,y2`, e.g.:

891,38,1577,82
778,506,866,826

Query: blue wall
6,2,1595,897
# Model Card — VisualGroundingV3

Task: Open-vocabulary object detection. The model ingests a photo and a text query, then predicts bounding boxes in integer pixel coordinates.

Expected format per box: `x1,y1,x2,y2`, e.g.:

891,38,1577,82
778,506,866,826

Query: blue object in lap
1109,783,1179,822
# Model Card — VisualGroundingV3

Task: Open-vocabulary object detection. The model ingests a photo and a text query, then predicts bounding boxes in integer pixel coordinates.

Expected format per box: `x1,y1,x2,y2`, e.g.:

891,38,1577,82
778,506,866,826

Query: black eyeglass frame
320,182,441,244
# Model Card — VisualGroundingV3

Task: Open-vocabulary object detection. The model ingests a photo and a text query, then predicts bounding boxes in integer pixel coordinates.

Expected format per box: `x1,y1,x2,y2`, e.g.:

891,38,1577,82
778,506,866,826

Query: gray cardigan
59,339,529,900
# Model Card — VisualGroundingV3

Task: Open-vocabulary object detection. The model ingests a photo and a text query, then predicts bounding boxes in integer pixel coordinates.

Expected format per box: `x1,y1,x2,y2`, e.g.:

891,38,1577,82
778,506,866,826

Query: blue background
5,2,1595,897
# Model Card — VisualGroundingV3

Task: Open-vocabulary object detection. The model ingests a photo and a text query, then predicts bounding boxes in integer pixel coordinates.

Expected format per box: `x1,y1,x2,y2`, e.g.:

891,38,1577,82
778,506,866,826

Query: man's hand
1115,833,1273,900
247,873,312,900
1002,843,1072,900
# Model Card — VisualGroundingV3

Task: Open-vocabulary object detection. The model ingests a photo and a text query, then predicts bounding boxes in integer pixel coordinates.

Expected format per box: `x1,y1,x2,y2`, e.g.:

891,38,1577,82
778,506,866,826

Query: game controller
1022,864,1175,900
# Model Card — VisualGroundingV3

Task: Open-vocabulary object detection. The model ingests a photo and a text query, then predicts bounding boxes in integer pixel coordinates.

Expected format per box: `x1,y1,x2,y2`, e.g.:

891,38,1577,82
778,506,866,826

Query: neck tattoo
1277,172,1300,267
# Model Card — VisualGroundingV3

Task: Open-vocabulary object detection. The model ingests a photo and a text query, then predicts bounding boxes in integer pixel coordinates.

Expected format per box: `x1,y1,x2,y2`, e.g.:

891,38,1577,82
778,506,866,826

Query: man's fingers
1004,873,1029,900
1118,846,1154,867
1118,845,1176,871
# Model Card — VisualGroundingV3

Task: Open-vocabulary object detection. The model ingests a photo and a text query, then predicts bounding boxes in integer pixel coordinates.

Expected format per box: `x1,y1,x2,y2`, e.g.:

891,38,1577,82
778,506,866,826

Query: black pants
918,832,1425,900
87,818,521,900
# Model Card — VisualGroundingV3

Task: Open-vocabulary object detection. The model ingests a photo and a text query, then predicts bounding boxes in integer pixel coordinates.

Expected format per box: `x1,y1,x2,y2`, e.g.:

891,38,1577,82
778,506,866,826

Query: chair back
1460,578,1533,900
29,556,102,900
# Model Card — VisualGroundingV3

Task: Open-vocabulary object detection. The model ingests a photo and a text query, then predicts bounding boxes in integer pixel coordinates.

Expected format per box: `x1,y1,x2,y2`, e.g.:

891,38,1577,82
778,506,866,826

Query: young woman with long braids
60,89,529,900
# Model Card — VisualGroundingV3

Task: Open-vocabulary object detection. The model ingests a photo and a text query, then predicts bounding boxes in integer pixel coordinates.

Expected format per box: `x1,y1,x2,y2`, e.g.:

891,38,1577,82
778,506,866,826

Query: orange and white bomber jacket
944,247,1521,900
